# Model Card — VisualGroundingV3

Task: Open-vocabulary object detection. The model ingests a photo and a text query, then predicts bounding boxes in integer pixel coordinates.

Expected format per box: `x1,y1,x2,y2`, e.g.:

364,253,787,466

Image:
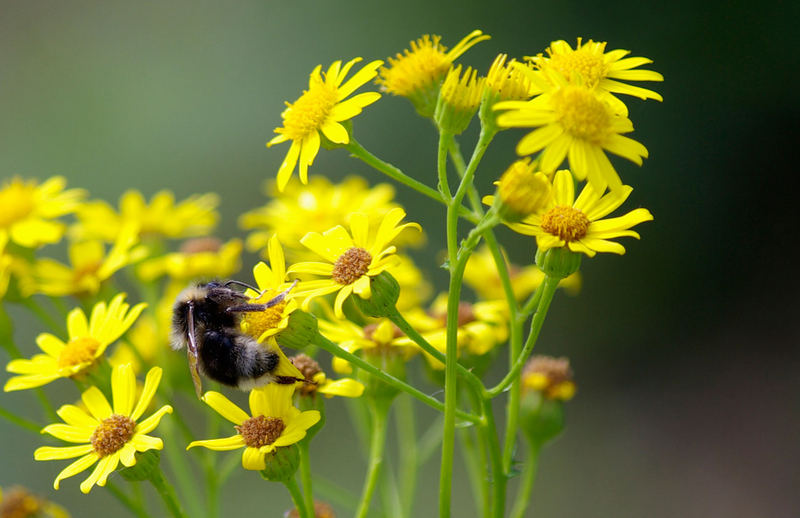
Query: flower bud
495,159,552,222
352,271,400,318
276,310,319,350
120,450,162,482
519,355,575,445
434,65,485,135
260,444,301,482
535,246,582,279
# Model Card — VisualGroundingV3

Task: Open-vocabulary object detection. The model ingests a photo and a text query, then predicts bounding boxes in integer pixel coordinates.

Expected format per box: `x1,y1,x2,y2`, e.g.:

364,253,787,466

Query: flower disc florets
552,86,611,143
332,247,372,285
236,415,286,448
91,414,136,456
540,206,591,242
57,337,101,369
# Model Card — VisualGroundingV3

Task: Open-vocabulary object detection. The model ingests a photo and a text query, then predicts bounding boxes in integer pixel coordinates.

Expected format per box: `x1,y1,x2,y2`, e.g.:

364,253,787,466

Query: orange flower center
548,49,606,86
280,80,338,140
551,86,611,143
57,337,101,369
91,414,136,456
0,180,36,228
332,247,372,285
540,206,590,242
236,415,285,448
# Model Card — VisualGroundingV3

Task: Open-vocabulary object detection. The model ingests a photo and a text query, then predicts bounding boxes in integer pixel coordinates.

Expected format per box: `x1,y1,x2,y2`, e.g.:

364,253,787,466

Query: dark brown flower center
291,354,322,395
91,414,136,456
236,415,285,448
331,247,372,285
540,206,590,242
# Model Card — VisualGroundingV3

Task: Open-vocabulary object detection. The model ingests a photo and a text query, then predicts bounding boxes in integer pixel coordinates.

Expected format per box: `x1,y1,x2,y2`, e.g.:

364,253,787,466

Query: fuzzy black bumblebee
171,280,300,397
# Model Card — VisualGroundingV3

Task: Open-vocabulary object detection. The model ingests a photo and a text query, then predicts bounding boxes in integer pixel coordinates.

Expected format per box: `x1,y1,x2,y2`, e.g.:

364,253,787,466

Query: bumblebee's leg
226,280,300,312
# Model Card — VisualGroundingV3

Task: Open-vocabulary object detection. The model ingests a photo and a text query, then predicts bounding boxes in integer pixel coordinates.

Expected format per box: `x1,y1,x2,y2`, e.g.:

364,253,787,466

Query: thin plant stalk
510,440,540,518
355,399,390,518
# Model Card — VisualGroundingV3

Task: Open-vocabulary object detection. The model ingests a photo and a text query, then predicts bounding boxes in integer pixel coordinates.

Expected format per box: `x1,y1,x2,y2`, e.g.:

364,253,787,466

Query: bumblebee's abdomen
198,330,279,387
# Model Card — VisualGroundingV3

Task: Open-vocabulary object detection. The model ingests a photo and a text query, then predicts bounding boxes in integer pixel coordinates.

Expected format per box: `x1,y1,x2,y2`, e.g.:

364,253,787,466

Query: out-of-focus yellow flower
378,30,490,117
72,190,219,242
136,238,242,282
527,38,663,115
387,254,432,311
0,234,11,300
522,355,576,400
434,65,486,135
240,176,423,260
0,485,70,518
187,384,320,471
4,295,146,391
506,170,653,257
491,158,553,222
319,317,416,374
289,208,420,318
239,236,298,342
291,354,364,398
495,73,648,193
109,314,161,373
267,58,383,191
463,246,581,301
34,365,172,493
0,176,85,248
27,224,145,297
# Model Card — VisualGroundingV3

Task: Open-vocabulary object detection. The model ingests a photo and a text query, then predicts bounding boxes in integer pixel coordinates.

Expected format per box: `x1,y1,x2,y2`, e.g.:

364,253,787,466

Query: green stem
298,441,316,516
459,388,490,518
481,396,506,518
417,414,445,465
313,333,481,424
346,138,478,224
161,415,204,518
520,283,545,319
380,456,404,518
312,474,359,512
438,132,453,200
0,404,41,434
487,275,560,398
510,441,540,518
355,399,390,518
149,468,189,518
106,481,149,518
284,477,312,518
396,394,417,518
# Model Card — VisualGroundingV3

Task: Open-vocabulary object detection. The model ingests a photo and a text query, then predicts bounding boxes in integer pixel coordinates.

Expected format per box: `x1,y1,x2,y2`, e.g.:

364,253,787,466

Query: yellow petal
131,366,163,421
201,391,249,425
35,444,95,461
112,363,136,416
53,453,98,490
66,308,89,339
41,424,94,443
187,435,244,451
81,386,112,421
241,446,266,470
318,378,365,398
135,405,173,435
56,404,98,428
80,454,115,493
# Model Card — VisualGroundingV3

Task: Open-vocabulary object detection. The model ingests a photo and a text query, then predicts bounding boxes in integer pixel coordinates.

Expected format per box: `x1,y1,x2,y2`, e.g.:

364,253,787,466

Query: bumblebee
171,280,301,397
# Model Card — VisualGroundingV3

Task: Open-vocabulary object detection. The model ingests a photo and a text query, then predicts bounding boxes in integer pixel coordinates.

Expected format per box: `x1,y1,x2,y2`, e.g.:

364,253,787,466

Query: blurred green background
1,0,797,516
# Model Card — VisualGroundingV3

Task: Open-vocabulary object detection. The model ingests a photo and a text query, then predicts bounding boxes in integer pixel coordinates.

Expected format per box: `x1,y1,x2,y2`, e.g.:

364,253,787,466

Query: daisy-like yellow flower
377,30,490,117
463,246,581,301
4,294,146,391
522,355,576,401
187,384,320,471
387,254,432,311
291,354,364,398
0,176,85,248
434,65,486,135
528,38,663,115
27,224,146,297
239,235,298,342
503,169,653,257
318,317,416,375
0,485,70,518
240,176,423,260
288,208,420,318
495,73,648,192
72,190,219,242
136,238,242,282
267,58,383,191
34,364,172,493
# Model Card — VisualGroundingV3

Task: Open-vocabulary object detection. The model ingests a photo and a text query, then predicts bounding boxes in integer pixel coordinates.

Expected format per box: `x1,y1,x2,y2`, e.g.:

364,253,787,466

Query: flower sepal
320,121,352,151
519,390,565,446
295,392,326,441
119,450,162,482
276,310,319,350
260,444,301,482
535,247,581,279
352,271,400,318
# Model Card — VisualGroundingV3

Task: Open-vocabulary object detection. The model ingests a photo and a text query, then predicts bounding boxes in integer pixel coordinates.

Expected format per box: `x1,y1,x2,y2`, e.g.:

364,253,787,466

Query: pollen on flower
91,414,136,456
377,34,452,97
540,206,590,242
236,415,285,448
552,86,611,143
242,295,287,339
0,178,36,228
57,337,101,369
545,46,606,86
332,247,372,285
279,81,338,141
291,354,322,395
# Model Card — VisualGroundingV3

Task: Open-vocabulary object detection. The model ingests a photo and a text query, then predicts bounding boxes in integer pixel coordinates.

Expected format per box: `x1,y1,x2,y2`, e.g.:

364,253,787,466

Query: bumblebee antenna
227,280,300,313
223,279,261,292
185,301,204,399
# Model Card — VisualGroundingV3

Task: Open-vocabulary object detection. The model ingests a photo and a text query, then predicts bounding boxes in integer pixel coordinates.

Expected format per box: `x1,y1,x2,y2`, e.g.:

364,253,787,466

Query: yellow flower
484,54,537,103
72,190,219,242
377,30,490,117
109,314,161,373
290,354,364,398
492,158,553,222
289,208,420,318
318,317,415,374
434,65,486,135
267,58,383,191
187,384,320,471
239,235,298,342
0,485,70,518
386,254,432,311
0,233,11,300
136,238,242,282
495,75,648,193
506,169,653,257
27,224,146,297
522,355,576,401
33,364,173,493
463,246,581,301
4,294,146,391
0,176,85,248
240,176,423,260
528,38,663,115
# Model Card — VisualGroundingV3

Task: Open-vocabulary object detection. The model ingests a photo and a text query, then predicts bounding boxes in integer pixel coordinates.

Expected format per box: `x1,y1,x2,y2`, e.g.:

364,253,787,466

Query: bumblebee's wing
186,302,203,398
